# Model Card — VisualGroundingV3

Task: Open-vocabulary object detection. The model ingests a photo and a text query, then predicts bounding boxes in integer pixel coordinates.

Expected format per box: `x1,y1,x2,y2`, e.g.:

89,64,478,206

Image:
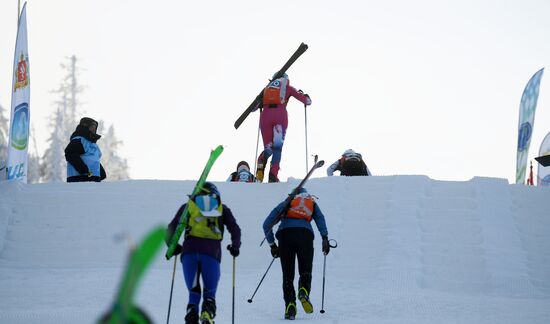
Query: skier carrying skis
227,160,256,182
254,73,312,183
65,117,107,182
262,187,330,320
166,182,241,324
326,149,372,177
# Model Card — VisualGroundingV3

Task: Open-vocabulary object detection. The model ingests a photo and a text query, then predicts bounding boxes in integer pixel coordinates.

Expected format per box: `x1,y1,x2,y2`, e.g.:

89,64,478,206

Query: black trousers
276,227,314,304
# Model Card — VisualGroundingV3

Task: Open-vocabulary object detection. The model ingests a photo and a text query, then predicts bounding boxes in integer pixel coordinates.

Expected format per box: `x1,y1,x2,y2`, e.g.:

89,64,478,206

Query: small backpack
286,192,315,222
263,77,288,105
340,154,366,176
186,196,224,240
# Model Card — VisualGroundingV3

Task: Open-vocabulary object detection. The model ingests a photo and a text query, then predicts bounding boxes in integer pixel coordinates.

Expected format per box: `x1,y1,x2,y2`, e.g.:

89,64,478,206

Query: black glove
322,237,330,255
174,244,183,256
227,244,240,257
270,242,279,258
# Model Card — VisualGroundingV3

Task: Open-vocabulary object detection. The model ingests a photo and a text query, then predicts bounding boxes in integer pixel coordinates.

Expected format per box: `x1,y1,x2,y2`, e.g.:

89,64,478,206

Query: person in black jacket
226,161,256,182
326,149,372,177
65,117,106,182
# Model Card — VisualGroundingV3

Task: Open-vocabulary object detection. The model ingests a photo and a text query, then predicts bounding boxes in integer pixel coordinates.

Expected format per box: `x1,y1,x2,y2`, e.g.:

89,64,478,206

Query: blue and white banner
7,4,30,183
516,68,544,184
537,132,550,187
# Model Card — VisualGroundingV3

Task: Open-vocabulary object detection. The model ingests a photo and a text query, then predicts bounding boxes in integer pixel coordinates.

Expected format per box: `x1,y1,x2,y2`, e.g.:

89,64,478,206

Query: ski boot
185,304,199,324
200,297,216,324
284,302,297,320
268,172,280,183
298,287,313,314
256,155,266,183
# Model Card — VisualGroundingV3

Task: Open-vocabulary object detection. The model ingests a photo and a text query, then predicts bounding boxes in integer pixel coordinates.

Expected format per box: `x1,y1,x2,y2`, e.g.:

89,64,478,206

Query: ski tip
316,160,325,167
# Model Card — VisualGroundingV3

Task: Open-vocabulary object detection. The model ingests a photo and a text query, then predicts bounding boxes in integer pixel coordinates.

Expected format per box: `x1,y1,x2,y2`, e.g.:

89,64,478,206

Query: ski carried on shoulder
234,42,308,129
260,155,324,246
165,145,224,260
99,226,165,324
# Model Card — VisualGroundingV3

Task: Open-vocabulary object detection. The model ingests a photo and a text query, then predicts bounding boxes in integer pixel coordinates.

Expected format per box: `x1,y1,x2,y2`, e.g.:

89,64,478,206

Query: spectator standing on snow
65,117,106,182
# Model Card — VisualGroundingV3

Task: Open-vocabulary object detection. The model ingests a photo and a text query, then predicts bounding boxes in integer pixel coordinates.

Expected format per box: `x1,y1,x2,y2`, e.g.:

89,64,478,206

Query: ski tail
100,226,165,324
234,42,309,129
165,145,224,260
260,156,324,246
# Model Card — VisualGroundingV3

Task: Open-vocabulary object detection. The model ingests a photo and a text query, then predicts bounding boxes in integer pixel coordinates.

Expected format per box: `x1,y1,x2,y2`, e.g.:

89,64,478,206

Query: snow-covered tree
41,55,83,182
97,123,130,181
0,103,9,179
41,107,67,182
0,104,8,161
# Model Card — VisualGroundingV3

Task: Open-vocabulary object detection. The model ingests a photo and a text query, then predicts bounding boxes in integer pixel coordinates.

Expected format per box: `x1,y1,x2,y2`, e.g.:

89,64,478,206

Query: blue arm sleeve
262,201,286,245
312,203,329,238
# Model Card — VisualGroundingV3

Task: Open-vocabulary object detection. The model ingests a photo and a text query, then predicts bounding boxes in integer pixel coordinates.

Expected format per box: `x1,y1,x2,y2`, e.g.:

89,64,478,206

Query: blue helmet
199,182,220,197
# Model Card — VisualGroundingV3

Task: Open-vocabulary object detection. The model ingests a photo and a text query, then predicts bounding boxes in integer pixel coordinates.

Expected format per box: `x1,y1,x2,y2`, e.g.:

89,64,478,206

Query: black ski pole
166,257,177,324
320,239,337,314
247,258,276,303
304,103,309,173
254,113,261,181
232,256,236,324
320,254,327,314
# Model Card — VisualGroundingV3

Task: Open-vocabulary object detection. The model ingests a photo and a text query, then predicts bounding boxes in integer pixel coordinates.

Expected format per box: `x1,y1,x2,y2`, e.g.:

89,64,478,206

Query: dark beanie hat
79,117,98,128
237,161,250,171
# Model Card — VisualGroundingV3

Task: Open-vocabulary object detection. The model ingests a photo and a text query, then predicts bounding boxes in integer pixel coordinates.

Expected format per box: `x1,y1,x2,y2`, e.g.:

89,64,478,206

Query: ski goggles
194,194,221,216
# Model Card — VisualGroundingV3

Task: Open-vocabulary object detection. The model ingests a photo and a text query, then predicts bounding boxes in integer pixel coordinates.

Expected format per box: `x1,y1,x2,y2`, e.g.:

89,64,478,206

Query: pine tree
41,107,67,182
41,55,83,182
97,123,130,181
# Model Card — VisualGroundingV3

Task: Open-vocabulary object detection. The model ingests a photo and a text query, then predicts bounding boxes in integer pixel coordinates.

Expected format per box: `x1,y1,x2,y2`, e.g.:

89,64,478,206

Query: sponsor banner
7,4,30,183
538,132,550,187
515,68,544,184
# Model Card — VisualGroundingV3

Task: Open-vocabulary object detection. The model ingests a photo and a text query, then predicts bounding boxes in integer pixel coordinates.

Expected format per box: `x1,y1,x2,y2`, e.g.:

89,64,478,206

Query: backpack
263,77,288,105
186,197,224,240
340,154,366,176
286,193,315,222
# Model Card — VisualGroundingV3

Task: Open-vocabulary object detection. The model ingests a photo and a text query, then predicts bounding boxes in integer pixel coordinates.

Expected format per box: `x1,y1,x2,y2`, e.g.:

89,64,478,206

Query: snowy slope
0,176,549,324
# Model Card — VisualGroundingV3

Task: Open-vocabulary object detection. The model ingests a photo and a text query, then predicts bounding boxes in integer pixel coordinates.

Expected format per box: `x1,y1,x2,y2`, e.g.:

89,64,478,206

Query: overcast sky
1,0,550,183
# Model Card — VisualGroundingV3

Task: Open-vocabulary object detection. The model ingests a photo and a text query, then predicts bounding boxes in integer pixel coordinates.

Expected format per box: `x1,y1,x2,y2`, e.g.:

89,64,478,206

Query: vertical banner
515,68,544,184
7,4,30,183
537,132,550,187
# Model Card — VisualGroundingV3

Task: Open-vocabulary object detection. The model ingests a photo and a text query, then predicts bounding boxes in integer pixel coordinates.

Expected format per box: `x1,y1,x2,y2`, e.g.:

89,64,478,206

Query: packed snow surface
1,176,549,323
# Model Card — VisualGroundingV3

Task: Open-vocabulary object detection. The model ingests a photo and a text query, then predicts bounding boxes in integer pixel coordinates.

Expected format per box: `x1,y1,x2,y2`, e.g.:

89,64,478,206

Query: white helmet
343,149,356,156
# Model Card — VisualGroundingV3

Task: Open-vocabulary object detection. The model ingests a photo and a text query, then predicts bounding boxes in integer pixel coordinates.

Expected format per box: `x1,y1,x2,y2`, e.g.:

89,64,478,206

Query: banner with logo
7,4,30,183
537,132,550,187
515,68,544,184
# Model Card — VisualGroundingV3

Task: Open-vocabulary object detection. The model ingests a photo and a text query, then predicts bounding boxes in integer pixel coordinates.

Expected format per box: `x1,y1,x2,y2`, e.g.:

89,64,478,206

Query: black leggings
277,227,314,304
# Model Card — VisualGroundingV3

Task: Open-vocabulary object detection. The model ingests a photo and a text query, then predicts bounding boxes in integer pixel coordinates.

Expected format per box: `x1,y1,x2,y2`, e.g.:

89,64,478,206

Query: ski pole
232,256,236,324
320,254,327,314
166,257,177,324
320,239,337,314
304,104,309,173
254,115,261,178
226,245,236,324
247,258,276,303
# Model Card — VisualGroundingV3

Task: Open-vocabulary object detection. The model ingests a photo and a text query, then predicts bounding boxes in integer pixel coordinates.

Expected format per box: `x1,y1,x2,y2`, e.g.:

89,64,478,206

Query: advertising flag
537,132,550,187
7,4,30,183
515,68,544,184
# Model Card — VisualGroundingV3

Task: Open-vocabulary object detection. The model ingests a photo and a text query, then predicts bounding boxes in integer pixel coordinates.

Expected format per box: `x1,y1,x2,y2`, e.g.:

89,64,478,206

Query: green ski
99,226,165,324
165,145,224,260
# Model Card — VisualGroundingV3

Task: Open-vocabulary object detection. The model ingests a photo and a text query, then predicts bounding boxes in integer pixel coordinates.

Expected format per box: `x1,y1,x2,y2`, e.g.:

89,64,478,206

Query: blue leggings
181,252,220,305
